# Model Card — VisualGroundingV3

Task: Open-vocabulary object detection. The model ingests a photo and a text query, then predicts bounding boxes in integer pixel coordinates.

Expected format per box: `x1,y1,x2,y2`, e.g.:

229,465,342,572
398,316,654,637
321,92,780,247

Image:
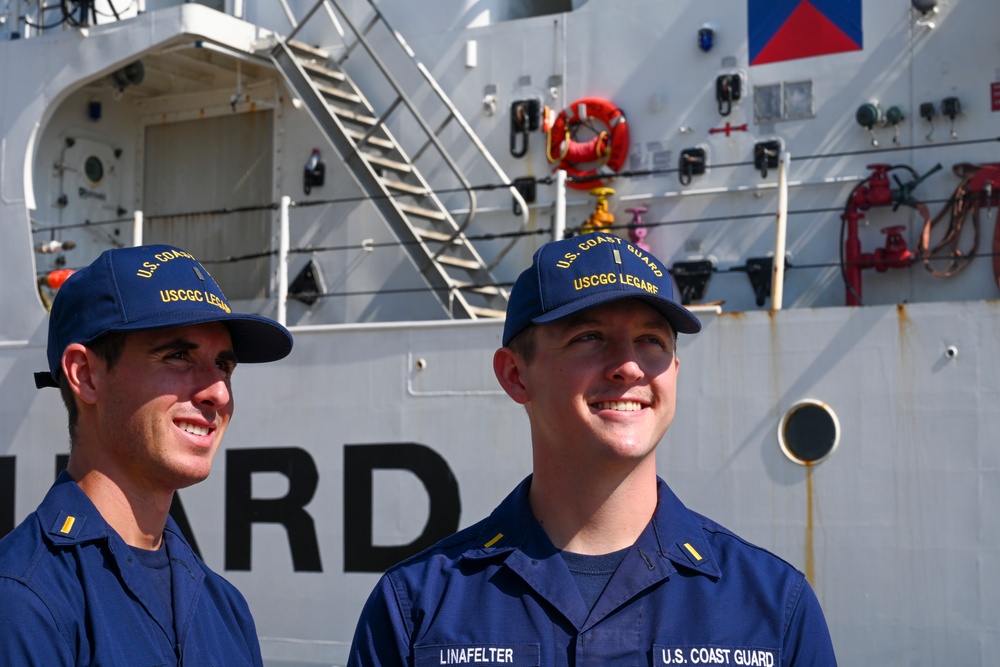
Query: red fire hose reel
958,163,1000,290
919,162,1000,287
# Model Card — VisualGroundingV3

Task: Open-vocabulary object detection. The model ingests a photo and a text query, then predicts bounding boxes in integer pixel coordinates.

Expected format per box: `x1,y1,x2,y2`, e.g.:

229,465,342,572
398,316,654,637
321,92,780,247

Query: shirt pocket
414,643,540,666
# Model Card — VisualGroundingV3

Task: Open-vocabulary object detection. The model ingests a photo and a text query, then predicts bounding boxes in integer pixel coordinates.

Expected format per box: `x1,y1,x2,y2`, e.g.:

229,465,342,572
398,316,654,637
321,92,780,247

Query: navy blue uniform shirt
349,476,836,666
0,471,263,666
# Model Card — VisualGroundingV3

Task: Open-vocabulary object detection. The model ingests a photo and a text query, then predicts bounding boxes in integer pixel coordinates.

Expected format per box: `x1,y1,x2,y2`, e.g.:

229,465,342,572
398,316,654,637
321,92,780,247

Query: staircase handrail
359,0,529,234
280,0,529,250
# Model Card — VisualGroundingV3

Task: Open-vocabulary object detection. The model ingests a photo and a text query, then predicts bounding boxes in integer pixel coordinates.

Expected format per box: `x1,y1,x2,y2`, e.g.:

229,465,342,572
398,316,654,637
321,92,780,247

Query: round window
778,399,839,465
84,156,104,184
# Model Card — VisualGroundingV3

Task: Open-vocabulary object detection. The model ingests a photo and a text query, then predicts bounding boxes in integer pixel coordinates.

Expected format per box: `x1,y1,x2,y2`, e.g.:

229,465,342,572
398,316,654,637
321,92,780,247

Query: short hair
505,325,536,364
58,331,128,447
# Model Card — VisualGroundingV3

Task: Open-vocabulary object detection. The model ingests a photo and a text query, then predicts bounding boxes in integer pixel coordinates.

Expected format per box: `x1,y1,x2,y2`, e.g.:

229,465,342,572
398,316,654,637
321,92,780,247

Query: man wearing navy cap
348,232,836,665
0,245,292,665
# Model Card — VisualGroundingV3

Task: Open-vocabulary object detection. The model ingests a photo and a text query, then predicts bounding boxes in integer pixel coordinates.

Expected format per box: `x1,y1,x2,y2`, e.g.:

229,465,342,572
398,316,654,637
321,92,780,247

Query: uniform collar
37,470,195,555
461,474,721,631
465,476,546,559
37,470,112,545
464,474,722,579
648,477,722,579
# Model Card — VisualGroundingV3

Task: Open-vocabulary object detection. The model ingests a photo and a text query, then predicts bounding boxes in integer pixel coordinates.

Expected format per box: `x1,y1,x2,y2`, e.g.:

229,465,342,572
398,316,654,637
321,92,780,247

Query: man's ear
62,343,101,405
493,347,530,405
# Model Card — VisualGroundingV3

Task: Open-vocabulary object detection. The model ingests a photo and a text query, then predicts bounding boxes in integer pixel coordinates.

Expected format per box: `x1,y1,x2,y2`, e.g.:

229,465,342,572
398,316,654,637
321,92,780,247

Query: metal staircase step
316,80,361,105
414,228,461,244
287,39,330,61
452,279,504,296
363,153,412,174
398,203,446,221
302,60,346,84
381,177,427,196
329,105,379,126
437,254,483,271
347,129,395,151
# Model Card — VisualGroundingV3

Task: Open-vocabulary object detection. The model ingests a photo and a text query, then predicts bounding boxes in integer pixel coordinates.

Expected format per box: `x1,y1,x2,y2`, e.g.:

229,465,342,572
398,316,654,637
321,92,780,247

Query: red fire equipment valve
841,163,932,305
862,164,893,206
873,226,916,272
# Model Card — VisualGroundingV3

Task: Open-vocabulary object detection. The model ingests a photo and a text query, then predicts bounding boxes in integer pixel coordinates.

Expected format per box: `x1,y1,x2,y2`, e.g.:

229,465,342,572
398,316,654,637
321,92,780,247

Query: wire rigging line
32,135,997,227
232,248,1000,302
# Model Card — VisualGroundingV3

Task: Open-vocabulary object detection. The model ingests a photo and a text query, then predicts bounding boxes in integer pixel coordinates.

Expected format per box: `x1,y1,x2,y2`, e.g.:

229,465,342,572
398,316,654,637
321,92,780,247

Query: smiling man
348,232,836,666
0,245,292,665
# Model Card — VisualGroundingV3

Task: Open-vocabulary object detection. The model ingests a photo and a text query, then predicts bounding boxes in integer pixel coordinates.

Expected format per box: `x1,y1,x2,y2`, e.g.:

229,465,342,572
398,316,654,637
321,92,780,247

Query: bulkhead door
141,111,273,300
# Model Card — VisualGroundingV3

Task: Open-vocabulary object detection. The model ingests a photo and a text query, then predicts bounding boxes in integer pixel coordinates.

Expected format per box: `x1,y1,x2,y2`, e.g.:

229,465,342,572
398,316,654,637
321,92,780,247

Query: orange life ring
545,97,629,191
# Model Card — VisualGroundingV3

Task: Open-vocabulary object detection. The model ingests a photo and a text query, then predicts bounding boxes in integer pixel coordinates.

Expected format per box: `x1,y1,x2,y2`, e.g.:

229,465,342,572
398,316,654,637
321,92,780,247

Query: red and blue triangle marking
749,0,863,66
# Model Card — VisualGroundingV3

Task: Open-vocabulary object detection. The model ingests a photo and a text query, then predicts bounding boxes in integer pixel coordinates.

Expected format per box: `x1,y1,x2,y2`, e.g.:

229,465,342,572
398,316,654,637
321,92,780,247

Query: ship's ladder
269,1,526,320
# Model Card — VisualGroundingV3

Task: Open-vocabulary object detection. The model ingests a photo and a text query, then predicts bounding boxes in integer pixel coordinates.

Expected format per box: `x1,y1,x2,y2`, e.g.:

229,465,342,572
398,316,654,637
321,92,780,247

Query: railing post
132,210,143,247
772,152,790,311
278,195,290,326
553,170,567,242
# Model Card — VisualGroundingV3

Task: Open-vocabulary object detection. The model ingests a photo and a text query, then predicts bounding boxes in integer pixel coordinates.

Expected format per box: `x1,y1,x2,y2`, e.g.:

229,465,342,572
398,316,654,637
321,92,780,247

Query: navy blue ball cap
35,244,293,389
501,232,701,347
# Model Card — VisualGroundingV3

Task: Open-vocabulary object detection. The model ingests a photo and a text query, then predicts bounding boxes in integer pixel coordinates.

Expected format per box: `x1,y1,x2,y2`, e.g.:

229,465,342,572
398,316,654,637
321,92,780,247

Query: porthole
84,156,104,184
778,399,839,465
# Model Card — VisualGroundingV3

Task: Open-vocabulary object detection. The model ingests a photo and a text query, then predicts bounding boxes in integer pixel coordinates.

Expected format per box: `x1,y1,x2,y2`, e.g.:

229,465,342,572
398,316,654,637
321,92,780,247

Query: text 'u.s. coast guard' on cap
502,232,701,347
35,244,292,389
